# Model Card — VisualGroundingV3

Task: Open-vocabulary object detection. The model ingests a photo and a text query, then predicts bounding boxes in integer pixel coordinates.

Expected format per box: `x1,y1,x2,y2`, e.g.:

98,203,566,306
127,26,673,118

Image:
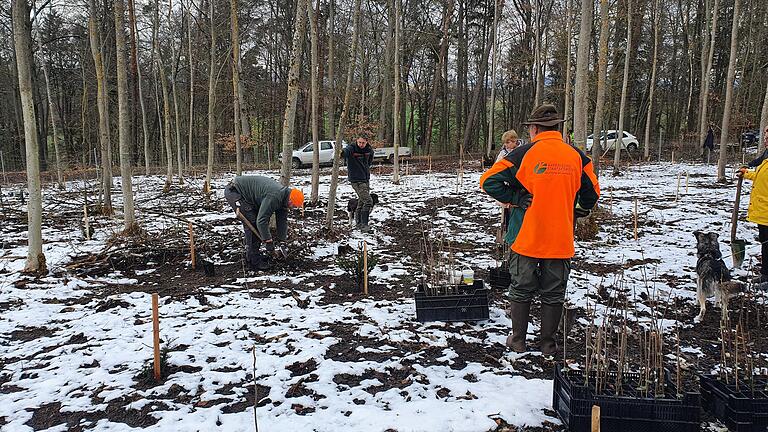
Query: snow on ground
0,161,761,431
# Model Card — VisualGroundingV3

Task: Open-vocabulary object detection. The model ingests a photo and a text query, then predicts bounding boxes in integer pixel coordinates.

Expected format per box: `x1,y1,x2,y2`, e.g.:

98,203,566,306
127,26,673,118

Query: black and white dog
347,193,379,226
694,231,744,323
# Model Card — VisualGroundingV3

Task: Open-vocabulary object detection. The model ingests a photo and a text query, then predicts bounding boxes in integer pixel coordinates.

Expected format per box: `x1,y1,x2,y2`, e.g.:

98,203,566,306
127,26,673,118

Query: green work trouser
508,252,570,305
351,181,373,212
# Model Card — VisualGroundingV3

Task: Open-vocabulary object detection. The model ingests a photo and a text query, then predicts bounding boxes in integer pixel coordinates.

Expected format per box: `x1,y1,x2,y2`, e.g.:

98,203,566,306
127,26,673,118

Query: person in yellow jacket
738,125,768,284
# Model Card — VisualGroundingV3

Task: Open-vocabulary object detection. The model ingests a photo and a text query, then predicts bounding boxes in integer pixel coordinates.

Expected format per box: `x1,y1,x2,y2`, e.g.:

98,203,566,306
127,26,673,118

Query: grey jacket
232,176,290,242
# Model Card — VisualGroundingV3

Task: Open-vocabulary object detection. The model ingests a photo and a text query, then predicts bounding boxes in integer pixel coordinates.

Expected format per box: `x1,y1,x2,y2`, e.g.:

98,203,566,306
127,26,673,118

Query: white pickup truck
373,146,412,163
281,140,347,169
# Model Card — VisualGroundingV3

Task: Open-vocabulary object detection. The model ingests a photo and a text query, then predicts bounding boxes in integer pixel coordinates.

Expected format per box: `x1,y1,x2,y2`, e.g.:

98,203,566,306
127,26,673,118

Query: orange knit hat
289,188,304,208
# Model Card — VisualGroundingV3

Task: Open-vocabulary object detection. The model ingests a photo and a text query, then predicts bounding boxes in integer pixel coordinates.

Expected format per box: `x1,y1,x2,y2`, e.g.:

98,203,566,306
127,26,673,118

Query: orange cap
289,188,304,208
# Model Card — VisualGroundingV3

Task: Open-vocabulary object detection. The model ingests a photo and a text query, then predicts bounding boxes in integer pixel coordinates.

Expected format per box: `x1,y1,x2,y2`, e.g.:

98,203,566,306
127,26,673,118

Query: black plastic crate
414,280,489,322
700,374,768,432
488,266,510,290
553,366,701,432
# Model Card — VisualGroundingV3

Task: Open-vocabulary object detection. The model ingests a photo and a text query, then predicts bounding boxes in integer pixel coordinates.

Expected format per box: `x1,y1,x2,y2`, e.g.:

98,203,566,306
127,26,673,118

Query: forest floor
0,160,766,431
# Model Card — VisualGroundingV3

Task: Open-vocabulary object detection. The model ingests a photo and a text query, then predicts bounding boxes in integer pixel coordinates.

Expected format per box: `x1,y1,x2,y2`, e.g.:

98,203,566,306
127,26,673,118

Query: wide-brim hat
522,104,566,127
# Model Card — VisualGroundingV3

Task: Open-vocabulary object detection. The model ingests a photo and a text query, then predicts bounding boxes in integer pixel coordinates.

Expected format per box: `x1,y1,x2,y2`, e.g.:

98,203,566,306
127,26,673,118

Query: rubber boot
540,303,563,356
359,210,372,233
352,210,360,229
505,301,530,353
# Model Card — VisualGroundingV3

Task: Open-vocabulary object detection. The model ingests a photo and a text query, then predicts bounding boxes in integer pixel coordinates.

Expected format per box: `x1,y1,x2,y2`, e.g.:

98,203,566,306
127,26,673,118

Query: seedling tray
414,280,489,322
553,366,700,432
700,374,768,432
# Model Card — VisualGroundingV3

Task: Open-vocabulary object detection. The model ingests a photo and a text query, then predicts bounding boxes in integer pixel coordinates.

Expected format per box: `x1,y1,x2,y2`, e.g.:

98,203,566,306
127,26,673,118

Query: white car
281,140,347,169
586,130,639,152
373,146,412,163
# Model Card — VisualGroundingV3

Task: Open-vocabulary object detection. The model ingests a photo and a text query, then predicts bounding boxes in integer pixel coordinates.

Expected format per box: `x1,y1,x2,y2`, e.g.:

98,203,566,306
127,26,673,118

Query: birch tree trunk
41,57,64,188
114,0,137,229
572,0,592,151
230,0,243,175
698,0,720,157
392,0,401,184
325,0,363,230
308,0,321,202
204,0,216,194
279,0,308,186
613,0,632,175
88,0,114,215
13,0,46,274
562,0,573,141
716,0,740,181
642,0,661,161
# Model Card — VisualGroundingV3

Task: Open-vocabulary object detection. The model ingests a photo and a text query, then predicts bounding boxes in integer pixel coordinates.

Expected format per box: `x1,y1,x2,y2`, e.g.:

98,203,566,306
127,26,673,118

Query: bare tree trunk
461,0,500,156
572,0,592,151
170,5,184,183
423,0,454,155
13,0,46,274
699,0,720,157
41,58,64,188
131,0,151,176
326,0,336,141
643,0,661,161
230,0,243,175
485,0,501,159
562,0,573,141
88,0,114,215
308,0,321,202
204,0,216,194
761,78,768,144
115,0,137,230
393,0,401,183
154,0,174,190
279,0,308,186
717,0,740,181
325,0,363,230
591,0,609,175
613,0,632,175
187,1,194,169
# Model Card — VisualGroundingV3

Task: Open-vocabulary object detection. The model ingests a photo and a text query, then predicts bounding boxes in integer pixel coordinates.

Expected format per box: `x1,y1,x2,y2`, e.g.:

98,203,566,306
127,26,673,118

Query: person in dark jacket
344,136,375,232
747,126,768,168
224,176,304,270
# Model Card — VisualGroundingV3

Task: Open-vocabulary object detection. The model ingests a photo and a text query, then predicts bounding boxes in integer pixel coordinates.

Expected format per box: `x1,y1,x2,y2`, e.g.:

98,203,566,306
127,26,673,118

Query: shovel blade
731,239,747,268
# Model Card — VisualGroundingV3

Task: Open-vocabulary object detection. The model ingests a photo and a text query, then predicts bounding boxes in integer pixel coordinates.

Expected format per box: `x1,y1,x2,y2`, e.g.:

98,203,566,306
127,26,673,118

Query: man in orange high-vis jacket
480,104,600,356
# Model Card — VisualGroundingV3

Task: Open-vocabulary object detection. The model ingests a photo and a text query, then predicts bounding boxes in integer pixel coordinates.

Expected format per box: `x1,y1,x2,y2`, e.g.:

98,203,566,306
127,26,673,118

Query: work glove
736,167,747,178
574,203,590,219
264,241,275,253
516,192,533,210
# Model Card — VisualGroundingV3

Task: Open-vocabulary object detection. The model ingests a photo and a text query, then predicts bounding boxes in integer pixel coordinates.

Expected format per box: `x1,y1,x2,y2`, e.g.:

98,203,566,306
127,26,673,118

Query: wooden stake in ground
675,173,681,202
363,241,368,296
591,405,601,431
634,198,638,241
151,293,161,380
685,172,689,194
671,150,675,164
252,345,259,432
188,221,196,269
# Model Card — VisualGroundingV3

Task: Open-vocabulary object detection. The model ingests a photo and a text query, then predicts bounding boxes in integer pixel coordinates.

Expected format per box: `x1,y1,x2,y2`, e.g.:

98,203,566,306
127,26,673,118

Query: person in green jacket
224,175,304,270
